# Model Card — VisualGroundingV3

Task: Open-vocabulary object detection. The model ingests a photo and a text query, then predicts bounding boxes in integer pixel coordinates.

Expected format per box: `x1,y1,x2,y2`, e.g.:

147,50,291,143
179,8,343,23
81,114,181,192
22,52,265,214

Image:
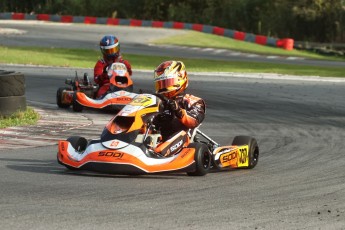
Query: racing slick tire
72,93,83,112
56,87,71,108
232,136,259,169
187,143,211,176
67,136,88,152
0,71,25,97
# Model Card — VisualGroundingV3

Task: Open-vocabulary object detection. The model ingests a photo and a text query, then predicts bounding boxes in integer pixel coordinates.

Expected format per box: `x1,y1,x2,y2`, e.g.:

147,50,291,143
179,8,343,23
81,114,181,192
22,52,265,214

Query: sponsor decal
110,141,119,147
98,151,124,158
180,149,191,158
221,151,237,163
219,148,237,166
116,97,132,102
155,74,175,81
131,96,152,106
170,139,183,152
238,146,249,167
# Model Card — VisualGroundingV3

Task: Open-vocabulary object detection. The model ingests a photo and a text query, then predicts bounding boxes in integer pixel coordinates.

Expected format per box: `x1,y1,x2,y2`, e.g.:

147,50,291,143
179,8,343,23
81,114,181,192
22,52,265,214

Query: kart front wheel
232,136,259,169
56,87,70,108
187,143,211,176
67,136,88,152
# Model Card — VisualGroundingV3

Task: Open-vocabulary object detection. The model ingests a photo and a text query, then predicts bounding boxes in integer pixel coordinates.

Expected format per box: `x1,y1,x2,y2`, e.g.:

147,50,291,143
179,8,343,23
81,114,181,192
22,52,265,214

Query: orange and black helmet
154,61,188,98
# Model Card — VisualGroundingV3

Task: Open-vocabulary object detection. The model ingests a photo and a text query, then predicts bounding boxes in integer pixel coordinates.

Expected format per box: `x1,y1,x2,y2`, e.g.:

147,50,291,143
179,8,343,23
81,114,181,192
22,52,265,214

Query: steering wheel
153,93,171,111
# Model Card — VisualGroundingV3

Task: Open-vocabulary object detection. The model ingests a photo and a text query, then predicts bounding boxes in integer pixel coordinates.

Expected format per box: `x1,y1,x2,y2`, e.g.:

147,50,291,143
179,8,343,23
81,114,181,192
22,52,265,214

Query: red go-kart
56,62,135,112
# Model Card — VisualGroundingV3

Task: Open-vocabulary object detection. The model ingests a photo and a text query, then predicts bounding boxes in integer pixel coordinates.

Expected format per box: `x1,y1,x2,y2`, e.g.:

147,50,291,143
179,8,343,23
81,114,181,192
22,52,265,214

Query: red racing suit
154,94,206,141
93,56,132,98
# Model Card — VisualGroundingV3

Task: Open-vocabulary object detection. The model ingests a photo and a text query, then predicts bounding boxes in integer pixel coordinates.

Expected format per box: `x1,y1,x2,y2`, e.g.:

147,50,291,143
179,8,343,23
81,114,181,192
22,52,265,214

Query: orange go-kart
57,93,259,176
56,62,135,112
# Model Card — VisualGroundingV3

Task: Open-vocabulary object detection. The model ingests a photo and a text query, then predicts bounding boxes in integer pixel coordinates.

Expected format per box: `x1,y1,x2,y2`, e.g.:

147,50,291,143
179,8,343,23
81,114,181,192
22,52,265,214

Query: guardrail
0,12,294,50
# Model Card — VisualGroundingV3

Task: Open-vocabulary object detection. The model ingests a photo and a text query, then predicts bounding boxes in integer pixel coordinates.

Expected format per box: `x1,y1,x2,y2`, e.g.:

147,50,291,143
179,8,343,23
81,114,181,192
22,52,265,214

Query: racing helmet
154,61,188,98
100,35,120,61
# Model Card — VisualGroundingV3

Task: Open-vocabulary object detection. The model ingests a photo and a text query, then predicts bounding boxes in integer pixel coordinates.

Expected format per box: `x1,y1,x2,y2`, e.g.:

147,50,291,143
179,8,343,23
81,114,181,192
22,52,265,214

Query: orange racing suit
154,94,206,141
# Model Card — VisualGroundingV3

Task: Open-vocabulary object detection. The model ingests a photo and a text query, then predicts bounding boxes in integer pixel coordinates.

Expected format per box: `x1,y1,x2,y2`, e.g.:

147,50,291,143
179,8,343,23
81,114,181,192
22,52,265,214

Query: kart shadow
1,157,190,179
63,170,189,179
1,157,65,175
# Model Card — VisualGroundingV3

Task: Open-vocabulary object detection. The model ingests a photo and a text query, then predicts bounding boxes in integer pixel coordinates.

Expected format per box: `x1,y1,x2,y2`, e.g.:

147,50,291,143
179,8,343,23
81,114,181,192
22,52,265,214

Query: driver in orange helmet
153,60,206,143
94,35,132,98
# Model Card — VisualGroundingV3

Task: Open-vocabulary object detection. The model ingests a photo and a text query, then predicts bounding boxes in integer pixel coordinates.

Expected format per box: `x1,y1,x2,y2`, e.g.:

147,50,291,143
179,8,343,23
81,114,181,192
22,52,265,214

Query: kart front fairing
60,137,178,166
75,90,137,109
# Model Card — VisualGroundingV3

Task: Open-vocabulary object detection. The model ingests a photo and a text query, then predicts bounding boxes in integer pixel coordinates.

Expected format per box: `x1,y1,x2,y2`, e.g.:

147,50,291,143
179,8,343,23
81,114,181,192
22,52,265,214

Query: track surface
0,65,345,229
1,23,345,229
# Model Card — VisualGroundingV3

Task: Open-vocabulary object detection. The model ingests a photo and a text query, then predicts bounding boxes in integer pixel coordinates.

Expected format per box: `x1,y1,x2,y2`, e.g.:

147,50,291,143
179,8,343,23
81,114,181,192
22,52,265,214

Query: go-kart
56,62,135,112
57,93,259,176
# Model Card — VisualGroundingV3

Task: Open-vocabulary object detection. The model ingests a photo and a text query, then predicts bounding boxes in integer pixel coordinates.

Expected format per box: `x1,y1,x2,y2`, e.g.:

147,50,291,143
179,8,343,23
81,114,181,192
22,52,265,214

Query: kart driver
153,60,206,152
94,35,132,98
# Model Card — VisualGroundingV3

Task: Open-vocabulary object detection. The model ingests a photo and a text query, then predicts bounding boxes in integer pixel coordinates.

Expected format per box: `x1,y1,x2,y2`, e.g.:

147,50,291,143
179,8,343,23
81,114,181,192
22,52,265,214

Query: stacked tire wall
0,70,26,117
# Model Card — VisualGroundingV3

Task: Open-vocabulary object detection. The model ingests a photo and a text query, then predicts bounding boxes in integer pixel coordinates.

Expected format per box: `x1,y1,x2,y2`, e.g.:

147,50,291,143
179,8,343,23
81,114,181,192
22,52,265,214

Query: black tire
67,136,88,152
0,96,27,117
0,71,25,97
187,143,211,176
56,87,71,108
72,93,83,112
232,136,259,169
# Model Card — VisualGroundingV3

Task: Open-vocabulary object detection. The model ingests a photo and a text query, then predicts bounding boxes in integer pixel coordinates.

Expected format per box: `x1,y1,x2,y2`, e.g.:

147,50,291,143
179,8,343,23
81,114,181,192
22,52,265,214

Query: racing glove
167,100,183,119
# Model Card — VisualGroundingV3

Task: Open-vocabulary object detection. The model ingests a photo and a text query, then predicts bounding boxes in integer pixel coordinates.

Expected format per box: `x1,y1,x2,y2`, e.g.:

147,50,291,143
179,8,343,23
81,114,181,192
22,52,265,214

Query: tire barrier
0,12,294,50
0,70,26,117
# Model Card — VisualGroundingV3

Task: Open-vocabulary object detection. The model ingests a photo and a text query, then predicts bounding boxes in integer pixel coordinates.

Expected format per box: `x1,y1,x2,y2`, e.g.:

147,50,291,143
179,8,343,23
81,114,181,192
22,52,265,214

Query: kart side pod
212,136,259,169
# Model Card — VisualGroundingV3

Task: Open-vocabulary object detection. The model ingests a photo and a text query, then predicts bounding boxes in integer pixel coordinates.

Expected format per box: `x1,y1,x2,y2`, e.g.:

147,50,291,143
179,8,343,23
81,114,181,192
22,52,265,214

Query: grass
1,46,345,77
152,31,344,61
0,107,40,129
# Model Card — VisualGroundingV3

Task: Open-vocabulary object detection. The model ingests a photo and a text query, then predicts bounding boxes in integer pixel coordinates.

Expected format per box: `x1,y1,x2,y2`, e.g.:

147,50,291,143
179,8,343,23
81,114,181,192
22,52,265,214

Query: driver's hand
167,100,179,111
167,100,183,118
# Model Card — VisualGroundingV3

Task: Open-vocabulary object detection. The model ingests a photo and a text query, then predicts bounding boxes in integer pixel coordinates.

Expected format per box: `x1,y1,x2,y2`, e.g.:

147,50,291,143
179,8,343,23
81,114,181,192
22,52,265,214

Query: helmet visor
155,77,179,93
100,43,120,56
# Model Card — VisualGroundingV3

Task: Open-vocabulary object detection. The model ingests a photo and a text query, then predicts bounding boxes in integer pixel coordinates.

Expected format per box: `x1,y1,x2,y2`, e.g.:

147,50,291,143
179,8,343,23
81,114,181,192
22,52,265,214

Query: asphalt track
1,22,345,229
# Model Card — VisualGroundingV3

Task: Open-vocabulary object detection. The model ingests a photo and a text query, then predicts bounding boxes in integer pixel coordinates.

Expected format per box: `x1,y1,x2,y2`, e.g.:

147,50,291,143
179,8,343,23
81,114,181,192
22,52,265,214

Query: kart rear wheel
67,136,88,152
72,93,83,112
56,87,70,108
232,136,259,169
187,143,211,176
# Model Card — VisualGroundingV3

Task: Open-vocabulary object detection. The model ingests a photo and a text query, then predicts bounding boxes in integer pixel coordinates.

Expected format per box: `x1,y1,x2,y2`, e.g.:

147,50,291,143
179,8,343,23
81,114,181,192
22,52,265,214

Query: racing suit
154,94,206,142
94,56,132,98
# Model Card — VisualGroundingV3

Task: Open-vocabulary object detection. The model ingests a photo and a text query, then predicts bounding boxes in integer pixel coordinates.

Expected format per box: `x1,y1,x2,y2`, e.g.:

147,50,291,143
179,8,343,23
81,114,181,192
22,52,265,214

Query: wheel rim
252,147,259,164
202,151,210,169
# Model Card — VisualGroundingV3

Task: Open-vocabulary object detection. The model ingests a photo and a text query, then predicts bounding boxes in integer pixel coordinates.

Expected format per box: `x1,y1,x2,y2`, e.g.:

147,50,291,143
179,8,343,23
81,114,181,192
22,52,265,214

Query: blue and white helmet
100,35,120,60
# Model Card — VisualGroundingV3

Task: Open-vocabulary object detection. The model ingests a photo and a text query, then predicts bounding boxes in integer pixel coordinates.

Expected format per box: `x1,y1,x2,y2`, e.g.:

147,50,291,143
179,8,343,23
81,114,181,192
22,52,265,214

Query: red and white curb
0,107,113,150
